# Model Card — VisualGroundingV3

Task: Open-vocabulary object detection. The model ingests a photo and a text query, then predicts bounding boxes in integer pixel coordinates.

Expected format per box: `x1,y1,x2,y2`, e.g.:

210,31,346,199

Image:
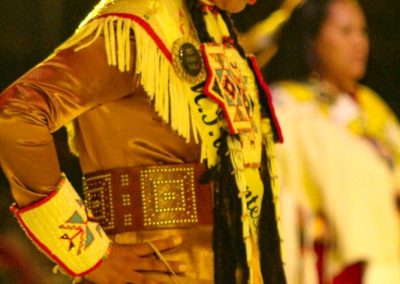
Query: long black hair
264,0,334,83
185,1,286,283
184,2,248,282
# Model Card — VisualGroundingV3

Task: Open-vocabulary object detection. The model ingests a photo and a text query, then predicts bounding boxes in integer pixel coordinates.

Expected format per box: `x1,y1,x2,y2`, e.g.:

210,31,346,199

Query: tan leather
0,36,200,207
0,7,264,283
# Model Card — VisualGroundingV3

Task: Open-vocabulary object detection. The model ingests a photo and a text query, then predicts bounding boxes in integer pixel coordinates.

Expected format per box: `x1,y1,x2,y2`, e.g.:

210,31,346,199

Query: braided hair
184,1,286,284
185,0,246,57
185,1,248,282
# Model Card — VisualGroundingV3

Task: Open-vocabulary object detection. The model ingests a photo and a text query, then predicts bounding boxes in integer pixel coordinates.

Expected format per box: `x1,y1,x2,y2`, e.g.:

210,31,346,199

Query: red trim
0,87,14,107
314,241,325,284
222,36,235,47
248,55,284,143
97,13,173,63
12,188,58,215
201,5,220,15
12,185,108,277
96,14,283,141
333,262,365,284
201,44,237,134
15,210,107,277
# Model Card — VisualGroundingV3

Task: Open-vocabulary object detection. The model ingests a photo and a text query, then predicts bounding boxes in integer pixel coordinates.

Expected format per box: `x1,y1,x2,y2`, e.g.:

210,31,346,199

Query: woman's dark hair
263,0,334,83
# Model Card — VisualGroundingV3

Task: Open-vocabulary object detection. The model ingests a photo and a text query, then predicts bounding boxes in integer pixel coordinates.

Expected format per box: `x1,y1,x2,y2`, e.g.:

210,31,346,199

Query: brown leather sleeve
0,36,137,207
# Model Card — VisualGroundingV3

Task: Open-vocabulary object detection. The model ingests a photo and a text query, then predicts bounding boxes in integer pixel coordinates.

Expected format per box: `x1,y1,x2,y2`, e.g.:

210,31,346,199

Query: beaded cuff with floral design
10,174,111,277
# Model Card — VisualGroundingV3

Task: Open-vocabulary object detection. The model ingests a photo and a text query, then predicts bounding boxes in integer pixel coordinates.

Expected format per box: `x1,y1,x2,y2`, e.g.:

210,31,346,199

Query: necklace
309,76,399,168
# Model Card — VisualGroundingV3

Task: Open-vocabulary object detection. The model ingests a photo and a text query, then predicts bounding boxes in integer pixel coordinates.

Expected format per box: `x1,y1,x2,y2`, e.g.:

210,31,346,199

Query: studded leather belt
83,163,213,235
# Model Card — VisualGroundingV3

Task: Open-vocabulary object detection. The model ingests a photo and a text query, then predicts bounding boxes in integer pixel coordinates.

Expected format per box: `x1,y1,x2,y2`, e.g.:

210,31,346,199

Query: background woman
0,0,286,283
265,0,400,283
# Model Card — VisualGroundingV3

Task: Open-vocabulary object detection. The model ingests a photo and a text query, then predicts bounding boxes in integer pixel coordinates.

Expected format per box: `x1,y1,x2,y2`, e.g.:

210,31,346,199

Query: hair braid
185,0,214,42
184,1,250,283
185,0,246,58
219,11,246,58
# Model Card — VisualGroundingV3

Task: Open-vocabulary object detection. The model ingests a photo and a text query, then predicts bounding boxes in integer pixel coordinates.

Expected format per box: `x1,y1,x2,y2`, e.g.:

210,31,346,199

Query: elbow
0,89,53,148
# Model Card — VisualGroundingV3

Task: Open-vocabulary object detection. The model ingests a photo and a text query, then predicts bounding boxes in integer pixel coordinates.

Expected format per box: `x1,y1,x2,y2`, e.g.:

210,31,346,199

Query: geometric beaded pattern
123,213,133,227
83,174,115,231
120,174,130,187
140,166,198,228
121,193,131,207
15,176,111,276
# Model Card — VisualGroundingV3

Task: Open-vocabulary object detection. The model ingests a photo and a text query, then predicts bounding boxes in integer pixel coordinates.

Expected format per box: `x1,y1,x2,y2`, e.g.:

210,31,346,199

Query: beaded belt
83,163,213,235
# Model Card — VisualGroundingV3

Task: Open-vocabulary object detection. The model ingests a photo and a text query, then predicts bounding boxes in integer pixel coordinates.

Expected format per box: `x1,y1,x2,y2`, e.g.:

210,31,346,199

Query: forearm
0,109,61,206
10,174,112,277
0,75,65,205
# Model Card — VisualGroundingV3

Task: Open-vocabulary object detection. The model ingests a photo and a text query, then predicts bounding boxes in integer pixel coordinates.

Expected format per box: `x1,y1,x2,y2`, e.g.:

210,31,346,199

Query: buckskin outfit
0,0,286,283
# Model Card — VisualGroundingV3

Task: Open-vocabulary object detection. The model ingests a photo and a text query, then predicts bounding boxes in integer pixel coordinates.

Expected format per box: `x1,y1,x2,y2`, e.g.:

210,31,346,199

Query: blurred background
0,0,399,283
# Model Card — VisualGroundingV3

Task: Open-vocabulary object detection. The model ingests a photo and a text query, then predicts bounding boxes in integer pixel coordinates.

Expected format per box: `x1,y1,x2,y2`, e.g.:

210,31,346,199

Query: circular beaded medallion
172,37,206,84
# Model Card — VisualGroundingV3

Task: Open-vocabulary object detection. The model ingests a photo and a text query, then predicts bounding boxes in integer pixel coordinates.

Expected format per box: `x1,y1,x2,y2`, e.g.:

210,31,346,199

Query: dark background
234,0,400,114
1,0,399,113
0,0,399,281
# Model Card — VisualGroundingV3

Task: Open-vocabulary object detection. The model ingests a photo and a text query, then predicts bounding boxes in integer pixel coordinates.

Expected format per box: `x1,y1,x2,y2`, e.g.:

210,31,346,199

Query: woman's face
314,0,369,85
214,0,257,13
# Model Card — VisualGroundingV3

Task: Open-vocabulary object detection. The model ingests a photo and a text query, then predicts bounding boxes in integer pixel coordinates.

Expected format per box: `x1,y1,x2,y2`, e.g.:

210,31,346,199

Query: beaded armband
10,175,111,277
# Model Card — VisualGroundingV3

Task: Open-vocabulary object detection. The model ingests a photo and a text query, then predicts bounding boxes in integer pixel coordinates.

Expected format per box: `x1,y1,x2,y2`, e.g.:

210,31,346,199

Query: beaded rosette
11,175,111,277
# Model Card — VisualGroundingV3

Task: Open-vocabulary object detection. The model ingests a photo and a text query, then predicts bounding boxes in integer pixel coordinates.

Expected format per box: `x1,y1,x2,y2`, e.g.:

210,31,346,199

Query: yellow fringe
227,136,254,284
54,3,284,281
261,118,284,258
133,24,197,143
57,15,202,157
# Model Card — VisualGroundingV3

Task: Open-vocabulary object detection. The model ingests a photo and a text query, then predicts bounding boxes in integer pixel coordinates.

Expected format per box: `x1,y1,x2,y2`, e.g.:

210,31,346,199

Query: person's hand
86,236,187,284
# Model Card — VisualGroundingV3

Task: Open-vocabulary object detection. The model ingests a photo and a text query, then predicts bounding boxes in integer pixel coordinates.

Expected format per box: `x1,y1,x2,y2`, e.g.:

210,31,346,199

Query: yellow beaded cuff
11,174,111,277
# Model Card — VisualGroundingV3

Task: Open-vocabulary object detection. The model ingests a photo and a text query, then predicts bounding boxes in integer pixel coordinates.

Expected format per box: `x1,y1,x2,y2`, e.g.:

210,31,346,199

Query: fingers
118,261,180,284
131,236,183,256
88,262,166,284
86,236,185,284
135,258,188,274
127,270,165,284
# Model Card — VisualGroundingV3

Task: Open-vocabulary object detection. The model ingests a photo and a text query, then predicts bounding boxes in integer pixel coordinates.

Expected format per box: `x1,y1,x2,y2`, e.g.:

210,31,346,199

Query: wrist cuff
11,174,111,277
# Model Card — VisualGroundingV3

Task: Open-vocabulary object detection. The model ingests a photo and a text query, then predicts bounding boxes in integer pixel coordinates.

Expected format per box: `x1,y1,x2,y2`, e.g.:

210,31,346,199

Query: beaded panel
83,174,116,231
140,166,199,228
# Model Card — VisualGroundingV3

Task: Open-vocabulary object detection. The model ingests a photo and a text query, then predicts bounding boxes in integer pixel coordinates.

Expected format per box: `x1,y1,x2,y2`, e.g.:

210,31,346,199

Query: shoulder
269,81,323,129
269,80,316,109
356,84,396,120
270,80,315,102
56,0,164,72
79,0,154,26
